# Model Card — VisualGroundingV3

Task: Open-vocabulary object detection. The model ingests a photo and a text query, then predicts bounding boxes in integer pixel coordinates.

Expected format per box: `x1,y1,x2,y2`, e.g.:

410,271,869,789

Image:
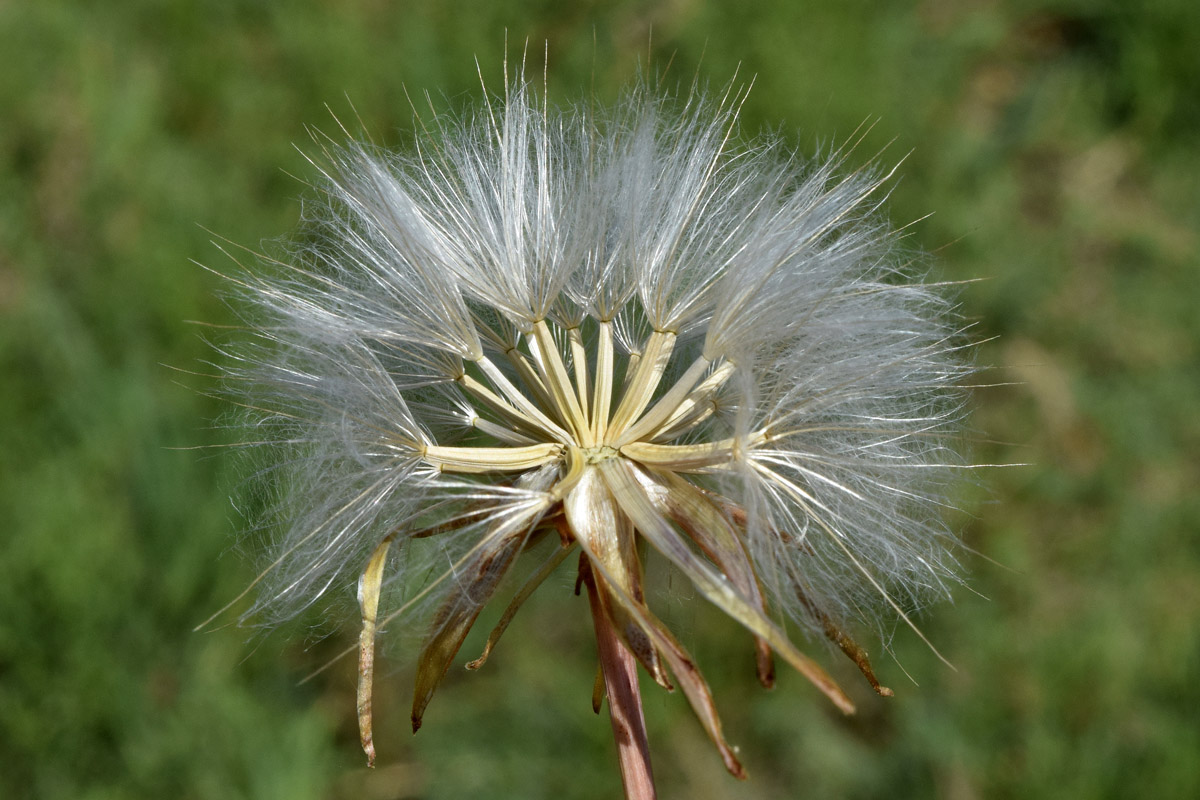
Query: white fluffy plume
212,72,976,776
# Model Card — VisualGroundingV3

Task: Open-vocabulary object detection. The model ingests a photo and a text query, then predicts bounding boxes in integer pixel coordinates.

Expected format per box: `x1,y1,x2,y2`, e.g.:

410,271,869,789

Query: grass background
2,1,1197,797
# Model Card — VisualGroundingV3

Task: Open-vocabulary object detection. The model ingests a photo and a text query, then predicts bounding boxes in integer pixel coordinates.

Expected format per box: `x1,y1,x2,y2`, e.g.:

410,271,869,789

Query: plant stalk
582,563,657,800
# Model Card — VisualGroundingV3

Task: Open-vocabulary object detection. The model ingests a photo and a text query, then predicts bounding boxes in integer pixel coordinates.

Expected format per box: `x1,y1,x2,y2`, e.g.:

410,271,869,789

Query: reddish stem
582,564,657,800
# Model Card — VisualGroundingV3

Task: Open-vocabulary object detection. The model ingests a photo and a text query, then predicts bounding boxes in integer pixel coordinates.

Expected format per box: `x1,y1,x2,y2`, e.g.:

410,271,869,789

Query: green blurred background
3,1,1197,797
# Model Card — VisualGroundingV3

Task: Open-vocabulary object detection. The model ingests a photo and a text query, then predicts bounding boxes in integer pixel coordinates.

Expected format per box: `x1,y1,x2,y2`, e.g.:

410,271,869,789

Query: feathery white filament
221,74,973,680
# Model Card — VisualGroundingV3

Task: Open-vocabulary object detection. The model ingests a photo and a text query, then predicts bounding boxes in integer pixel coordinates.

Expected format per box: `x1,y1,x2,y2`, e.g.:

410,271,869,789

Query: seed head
214,75,974,781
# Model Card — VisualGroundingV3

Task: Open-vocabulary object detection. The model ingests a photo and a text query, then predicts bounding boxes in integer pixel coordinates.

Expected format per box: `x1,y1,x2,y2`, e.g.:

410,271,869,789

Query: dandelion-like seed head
215,73,974,787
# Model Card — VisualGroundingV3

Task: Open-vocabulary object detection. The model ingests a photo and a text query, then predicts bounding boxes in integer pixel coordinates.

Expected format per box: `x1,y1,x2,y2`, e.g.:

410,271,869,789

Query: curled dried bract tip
216,68,976,794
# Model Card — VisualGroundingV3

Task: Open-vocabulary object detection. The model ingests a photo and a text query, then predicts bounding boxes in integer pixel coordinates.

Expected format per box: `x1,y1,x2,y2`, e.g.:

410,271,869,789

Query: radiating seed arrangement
211,75,974,791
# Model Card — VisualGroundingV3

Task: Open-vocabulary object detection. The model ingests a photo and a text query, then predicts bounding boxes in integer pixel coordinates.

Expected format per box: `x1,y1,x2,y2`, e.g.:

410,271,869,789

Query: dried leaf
411,529,527,731
466,539,575,670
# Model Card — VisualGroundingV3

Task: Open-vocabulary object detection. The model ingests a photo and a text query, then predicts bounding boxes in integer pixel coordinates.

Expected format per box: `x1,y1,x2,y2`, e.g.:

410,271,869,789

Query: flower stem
582,563,657,800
